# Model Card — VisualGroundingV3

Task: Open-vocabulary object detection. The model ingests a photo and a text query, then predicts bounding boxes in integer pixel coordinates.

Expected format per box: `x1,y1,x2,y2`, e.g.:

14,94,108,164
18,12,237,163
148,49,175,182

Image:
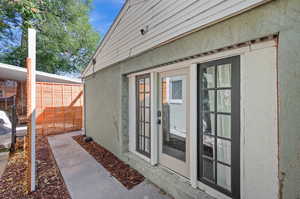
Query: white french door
158,68,190,178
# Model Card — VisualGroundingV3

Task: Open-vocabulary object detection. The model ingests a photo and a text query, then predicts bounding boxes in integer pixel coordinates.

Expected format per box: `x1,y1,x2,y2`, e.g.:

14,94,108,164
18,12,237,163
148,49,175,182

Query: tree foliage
0,0,100,74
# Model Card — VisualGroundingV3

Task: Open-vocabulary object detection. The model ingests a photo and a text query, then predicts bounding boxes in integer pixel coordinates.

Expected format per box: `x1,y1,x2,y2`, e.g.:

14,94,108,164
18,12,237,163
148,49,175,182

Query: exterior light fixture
140,25,149,35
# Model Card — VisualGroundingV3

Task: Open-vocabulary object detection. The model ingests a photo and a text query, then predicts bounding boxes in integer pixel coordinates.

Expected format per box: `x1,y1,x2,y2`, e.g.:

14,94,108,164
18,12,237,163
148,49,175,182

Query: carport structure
0,62,83,135
0,30,83,192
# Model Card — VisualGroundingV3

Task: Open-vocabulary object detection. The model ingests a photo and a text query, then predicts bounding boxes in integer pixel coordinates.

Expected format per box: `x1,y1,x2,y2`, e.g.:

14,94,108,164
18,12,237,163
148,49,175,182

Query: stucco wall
84,65,122,156
278,27,300,199
84,0,300,198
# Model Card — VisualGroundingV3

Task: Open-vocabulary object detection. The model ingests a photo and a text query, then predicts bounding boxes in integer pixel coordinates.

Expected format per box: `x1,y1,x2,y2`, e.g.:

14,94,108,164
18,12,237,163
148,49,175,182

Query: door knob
157,110,162,117
157,119,161,125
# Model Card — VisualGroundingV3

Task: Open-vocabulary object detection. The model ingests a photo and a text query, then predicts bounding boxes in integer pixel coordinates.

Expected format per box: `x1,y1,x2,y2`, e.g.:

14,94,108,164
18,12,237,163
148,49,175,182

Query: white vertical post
189,64,197,188
150,72,158,165
28,28,36,192
128,76,136,152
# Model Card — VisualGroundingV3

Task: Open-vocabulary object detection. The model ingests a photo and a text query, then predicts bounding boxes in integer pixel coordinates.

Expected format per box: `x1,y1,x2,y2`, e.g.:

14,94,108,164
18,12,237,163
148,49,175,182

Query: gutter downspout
82,77,87,137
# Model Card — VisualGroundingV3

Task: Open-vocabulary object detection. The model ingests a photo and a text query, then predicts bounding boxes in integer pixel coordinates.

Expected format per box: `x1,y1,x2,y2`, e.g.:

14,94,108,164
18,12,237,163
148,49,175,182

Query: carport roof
0,63,82,84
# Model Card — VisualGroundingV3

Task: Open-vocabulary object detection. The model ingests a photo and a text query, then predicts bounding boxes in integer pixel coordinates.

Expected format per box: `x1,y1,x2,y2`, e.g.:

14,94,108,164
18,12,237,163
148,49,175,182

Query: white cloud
89,12,104,23
96,22,111,36
89,0,126,36
89,12,112,36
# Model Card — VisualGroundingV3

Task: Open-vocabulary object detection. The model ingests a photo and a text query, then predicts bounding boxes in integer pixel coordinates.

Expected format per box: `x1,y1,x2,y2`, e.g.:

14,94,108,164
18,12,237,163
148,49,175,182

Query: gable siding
84,0,271,76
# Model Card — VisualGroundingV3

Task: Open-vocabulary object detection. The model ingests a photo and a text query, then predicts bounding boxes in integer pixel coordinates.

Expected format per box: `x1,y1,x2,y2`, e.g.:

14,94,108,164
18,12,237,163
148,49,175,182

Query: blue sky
89,0,125,38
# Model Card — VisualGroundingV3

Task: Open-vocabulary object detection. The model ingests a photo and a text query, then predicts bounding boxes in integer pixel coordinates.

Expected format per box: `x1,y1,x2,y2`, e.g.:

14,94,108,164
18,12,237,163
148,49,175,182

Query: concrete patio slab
48,131,171,199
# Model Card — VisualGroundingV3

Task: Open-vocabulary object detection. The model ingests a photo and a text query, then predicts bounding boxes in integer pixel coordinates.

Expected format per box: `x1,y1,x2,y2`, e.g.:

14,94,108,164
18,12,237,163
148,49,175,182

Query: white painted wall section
128,76,136,153
241,46,278,199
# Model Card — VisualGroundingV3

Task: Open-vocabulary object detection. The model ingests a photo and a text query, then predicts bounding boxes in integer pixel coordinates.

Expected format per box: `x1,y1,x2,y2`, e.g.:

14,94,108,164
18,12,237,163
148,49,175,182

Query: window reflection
136,75,151,157
162,76,186,161
217,64,231,87
202,67,215,88
203,135,214,158
202,90,214,112
203,159,215,181
200,64,233,191
217,163,231,191
217,90,231,113
217,139,231,165
202,113,215,135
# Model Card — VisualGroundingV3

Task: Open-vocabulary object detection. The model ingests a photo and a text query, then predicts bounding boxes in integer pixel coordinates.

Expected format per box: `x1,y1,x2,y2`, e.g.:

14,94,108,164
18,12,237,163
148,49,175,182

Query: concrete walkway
48,131,171,199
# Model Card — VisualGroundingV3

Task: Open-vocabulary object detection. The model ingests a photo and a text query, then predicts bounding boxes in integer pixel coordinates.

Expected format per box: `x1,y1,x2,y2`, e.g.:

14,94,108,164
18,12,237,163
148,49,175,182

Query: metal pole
10,95,16,152
28,28,36,192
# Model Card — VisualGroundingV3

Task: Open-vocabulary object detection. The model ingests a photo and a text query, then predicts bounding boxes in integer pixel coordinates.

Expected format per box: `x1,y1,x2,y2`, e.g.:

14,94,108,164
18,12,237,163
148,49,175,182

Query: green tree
0,0,100,74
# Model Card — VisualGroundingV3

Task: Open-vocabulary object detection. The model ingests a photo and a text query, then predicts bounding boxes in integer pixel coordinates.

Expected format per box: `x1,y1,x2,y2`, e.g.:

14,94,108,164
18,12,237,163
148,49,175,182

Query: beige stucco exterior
84,0,300,198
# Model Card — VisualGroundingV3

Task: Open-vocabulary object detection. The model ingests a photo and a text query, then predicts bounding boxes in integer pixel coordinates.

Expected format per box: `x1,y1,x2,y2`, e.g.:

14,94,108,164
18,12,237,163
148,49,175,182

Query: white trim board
189,63,198,188
127,40,276,78
128,76,136,153
0,63,82,84
128,72,159,165
150,72,158,165
128,76,151,163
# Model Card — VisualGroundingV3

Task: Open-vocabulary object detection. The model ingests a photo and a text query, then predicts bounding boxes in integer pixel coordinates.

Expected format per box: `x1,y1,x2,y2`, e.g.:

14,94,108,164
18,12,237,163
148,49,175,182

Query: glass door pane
136,74,151,157
162,75,186,161
198,56,240,198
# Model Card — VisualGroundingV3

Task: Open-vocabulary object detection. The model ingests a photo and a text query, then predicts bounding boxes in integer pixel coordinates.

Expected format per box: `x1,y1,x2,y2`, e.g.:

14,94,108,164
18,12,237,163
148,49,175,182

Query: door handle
157,119,161,125
157,110,162,117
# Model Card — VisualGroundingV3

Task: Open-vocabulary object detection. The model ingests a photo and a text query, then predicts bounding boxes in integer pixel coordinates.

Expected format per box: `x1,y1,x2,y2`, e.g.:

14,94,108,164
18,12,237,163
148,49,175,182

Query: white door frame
150,72,158,165
158,68,190,178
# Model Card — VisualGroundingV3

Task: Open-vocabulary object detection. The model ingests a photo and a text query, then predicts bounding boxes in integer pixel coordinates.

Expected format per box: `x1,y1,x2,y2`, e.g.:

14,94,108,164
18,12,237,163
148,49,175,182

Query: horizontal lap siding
85,0,271,76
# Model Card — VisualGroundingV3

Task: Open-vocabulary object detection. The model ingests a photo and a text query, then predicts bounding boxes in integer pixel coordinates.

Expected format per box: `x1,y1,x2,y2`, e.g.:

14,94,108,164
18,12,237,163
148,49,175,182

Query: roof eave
81,0,129,77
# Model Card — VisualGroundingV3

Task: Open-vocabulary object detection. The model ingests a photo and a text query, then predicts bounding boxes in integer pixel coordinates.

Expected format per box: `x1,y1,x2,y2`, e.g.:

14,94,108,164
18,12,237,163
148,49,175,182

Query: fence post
10,95,17,152
25,28,36,193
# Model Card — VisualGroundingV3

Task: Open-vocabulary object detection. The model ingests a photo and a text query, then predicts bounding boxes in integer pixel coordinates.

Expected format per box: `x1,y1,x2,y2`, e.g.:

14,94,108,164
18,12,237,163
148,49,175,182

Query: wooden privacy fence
35,82,83,136
0,95,15,111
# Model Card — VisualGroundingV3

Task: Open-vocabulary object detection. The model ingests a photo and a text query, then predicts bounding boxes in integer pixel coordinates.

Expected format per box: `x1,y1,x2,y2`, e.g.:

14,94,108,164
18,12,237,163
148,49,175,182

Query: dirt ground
0,136,71,199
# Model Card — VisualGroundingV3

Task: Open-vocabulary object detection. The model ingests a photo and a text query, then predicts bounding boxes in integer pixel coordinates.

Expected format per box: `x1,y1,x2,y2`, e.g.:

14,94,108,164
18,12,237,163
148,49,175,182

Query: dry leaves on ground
0,136,71,199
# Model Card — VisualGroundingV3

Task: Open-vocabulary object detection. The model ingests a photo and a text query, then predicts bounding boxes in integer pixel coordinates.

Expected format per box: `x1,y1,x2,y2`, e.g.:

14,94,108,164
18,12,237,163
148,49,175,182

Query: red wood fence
35,82,83,136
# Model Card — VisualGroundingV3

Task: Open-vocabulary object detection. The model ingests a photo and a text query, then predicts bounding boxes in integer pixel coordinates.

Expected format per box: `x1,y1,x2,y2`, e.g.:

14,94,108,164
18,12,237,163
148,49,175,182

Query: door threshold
158,164,191,184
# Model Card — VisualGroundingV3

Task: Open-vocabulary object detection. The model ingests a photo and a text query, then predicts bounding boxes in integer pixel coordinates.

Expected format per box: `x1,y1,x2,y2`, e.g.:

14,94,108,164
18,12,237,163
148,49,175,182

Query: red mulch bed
0,136,71,199
73,135,145,189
